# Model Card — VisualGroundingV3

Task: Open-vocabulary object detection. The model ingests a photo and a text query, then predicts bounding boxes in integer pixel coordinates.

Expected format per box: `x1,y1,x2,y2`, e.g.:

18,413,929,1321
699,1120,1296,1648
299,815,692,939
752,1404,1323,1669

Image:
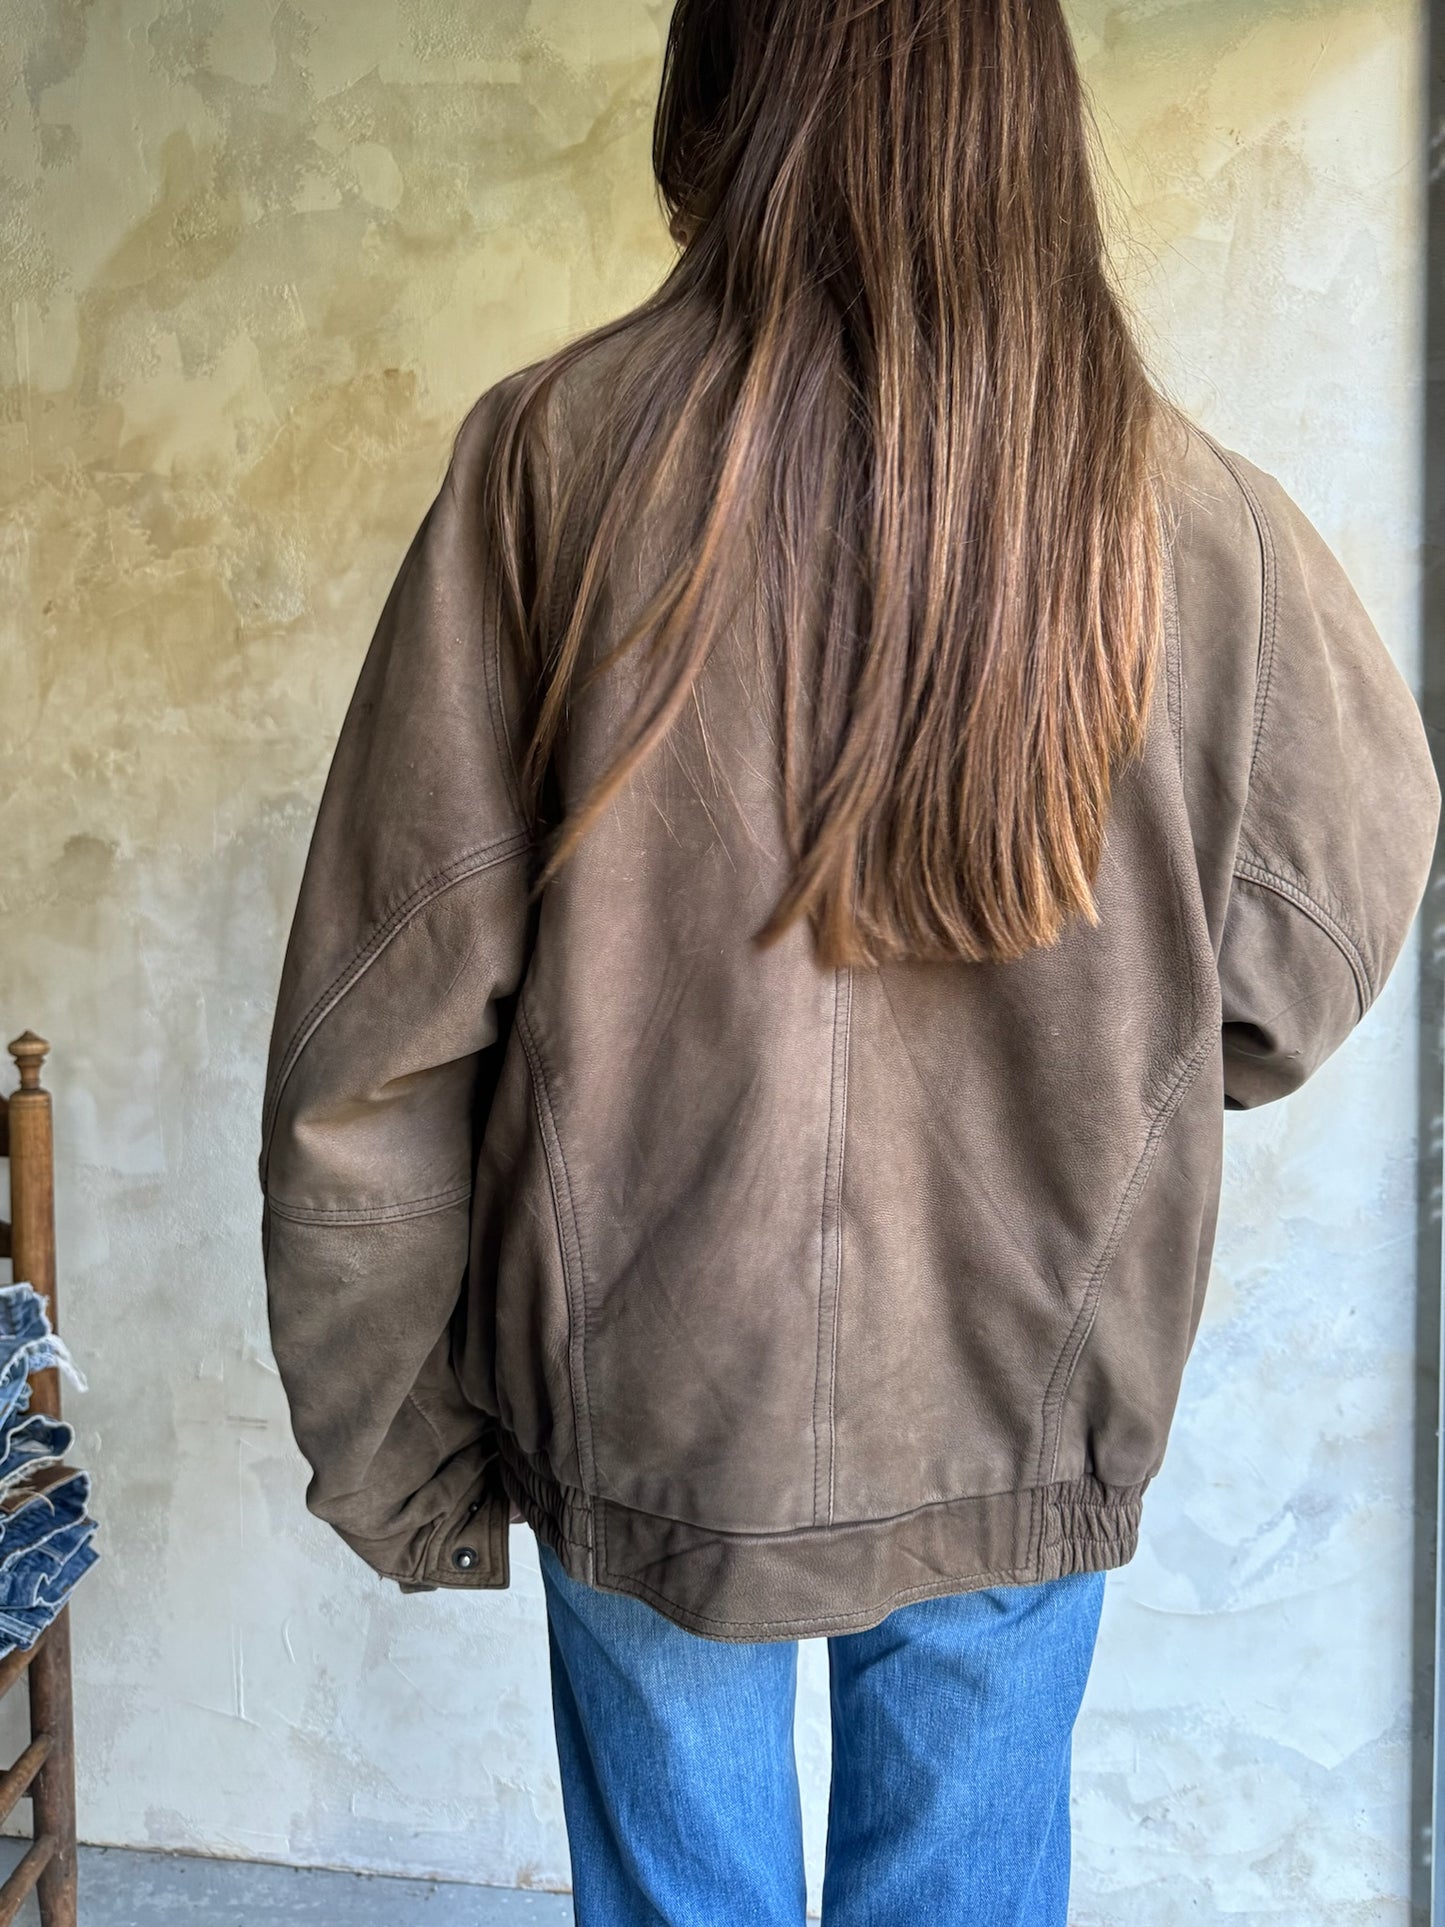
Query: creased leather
259,370,1441,1640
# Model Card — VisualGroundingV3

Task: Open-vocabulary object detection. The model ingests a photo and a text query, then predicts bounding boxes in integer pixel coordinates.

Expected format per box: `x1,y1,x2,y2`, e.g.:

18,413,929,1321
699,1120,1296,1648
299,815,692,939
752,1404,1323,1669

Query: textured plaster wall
0,0,1425,1919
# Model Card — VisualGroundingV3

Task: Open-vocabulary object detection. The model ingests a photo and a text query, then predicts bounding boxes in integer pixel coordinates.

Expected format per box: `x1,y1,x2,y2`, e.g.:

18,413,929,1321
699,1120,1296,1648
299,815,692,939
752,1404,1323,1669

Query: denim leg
538,1544,808,1927
821,1570,1106,1927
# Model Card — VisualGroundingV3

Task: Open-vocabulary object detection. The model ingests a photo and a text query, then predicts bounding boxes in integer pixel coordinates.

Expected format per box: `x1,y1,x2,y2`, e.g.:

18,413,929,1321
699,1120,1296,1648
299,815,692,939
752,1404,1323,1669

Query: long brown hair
485,0,1165,968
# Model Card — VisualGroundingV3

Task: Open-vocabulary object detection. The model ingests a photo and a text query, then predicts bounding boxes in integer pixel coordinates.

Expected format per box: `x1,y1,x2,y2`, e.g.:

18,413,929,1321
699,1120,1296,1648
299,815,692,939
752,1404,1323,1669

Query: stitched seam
1161,523,1184,777
1199,436,1278,786
263,830,531,1132
1028,1482,1045,1573
1039,1034,1211,1485
811,969,848,1527
403,1387,456,1466
262,1182,472,1226
827,972,851,1525
516,1002,597,1496
381,1571,497,1587
260,831,533,1175
1249,485,1279,786
809,979,834,1524
579,1470,1146,1541
480,575,528,830
1232,860,1372,1013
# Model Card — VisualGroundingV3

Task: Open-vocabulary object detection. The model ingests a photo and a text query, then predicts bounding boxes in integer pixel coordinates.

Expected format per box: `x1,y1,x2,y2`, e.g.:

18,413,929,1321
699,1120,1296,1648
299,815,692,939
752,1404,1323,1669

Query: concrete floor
0,1837,572,1923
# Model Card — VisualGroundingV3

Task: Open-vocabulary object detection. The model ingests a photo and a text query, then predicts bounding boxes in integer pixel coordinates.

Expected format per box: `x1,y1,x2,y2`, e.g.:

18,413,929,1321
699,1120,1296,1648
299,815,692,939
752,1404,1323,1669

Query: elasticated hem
495,1431,1145,1644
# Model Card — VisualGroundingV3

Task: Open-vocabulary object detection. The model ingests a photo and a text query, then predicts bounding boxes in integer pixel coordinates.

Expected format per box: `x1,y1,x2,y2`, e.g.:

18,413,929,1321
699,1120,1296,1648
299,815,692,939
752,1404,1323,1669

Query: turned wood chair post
3,1036,77,1927
6,1036,59,1422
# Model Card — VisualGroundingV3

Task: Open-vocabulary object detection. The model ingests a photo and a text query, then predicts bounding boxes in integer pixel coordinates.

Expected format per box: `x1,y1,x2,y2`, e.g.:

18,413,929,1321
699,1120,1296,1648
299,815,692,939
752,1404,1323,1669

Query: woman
258,1,1440,1920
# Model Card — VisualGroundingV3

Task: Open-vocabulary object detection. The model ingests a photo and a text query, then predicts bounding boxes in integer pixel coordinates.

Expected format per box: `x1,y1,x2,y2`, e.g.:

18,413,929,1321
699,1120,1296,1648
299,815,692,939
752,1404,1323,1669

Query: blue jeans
538,1542,1105,1925
0,1285,98,1653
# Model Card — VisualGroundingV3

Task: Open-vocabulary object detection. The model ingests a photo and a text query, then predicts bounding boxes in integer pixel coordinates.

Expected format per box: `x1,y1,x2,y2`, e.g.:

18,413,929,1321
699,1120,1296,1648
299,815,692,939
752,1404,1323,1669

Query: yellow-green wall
0,3,1424,1916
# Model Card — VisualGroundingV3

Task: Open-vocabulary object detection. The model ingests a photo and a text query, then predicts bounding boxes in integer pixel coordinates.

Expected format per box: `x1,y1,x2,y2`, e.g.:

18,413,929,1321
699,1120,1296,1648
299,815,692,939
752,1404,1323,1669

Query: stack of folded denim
0,1284,98,1654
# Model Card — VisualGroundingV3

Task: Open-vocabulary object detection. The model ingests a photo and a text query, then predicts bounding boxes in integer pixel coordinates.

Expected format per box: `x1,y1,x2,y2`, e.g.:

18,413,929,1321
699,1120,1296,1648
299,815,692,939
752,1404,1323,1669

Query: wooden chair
0,1035,78,1927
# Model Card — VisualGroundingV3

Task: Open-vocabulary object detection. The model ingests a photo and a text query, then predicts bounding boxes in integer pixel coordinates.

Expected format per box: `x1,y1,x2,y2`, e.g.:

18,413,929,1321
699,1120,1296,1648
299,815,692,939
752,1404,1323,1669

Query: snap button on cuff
452,1546,479,1572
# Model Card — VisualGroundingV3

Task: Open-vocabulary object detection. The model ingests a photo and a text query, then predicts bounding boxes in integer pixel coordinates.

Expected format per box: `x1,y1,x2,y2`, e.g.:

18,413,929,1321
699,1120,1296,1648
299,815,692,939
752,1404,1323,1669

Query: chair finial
7,1034,49,1093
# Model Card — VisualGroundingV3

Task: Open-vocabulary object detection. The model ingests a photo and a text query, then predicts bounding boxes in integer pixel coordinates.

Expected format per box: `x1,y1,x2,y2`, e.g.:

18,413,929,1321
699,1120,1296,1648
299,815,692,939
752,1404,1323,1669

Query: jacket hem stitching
587,1479,1143,1636
579,1469,1140,1539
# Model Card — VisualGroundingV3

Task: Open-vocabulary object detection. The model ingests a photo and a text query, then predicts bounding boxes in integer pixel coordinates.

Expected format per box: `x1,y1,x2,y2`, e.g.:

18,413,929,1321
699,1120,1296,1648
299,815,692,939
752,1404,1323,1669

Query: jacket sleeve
1216,455,1439,1109
259,386,535,1590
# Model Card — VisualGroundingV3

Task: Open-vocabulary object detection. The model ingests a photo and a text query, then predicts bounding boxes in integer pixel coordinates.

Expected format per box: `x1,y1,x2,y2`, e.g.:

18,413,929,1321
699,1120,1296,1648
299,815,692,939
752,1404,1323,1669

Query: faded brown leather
259,369,1441,1641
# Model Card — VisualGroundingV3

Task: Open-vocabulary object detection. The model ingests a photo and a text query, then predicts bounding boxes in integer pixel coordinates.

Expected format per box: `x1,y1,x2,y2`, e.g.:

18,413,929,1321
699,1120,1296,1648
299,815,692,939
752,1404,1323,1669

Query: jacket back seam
515,1000,598,1515
259,831,533,1180
811,967,852,1527
1037,1029,1213,1486
827,972,853,1525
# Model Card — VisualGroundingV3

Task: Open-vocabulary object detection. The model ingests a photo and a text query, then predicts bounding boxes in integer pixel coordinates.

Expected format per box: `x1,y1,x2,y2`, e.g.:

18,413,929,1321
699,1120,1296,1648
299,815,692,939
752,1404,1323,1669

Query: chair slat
0,1736,51,1830
0,1835,56,1927
0,1639,39,1705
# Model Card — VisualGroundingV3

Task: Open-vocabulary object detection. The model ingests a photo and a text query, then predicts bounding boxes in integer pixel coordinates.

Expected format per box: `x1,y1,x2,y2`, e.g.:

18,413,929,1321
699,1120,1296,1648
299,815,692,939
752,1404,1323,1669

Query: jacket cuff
407,1479,511,1590
334,1448,513,1592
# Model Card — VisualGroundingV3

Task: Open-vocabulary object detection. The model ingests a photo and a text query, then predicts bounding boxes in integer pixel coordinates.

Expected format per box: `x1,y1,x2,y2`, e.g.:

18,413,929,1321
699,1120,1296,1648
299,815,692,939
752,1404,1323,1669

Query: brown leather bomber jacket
259,365,1441,1641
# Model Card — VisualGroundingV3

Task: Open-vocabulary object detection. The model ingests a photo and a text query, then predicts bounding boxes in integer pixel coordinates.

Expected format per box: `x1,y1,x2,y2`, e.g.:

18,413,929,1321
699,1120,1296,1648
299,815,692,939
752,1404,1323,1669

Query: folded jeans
0,1286,98,1653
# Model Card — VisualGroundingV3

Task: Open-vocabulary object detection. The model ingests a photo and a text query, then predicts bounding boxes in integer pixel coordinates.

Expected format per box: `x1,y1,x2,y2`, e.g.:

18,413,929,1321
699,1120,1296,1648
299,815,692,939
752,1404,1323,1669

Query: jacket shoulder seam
480,571,529,832
1160,513,1184,777
1231,858,1372,1013
260,830,534,1177
1191,431,1279,787
462,375,536,835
